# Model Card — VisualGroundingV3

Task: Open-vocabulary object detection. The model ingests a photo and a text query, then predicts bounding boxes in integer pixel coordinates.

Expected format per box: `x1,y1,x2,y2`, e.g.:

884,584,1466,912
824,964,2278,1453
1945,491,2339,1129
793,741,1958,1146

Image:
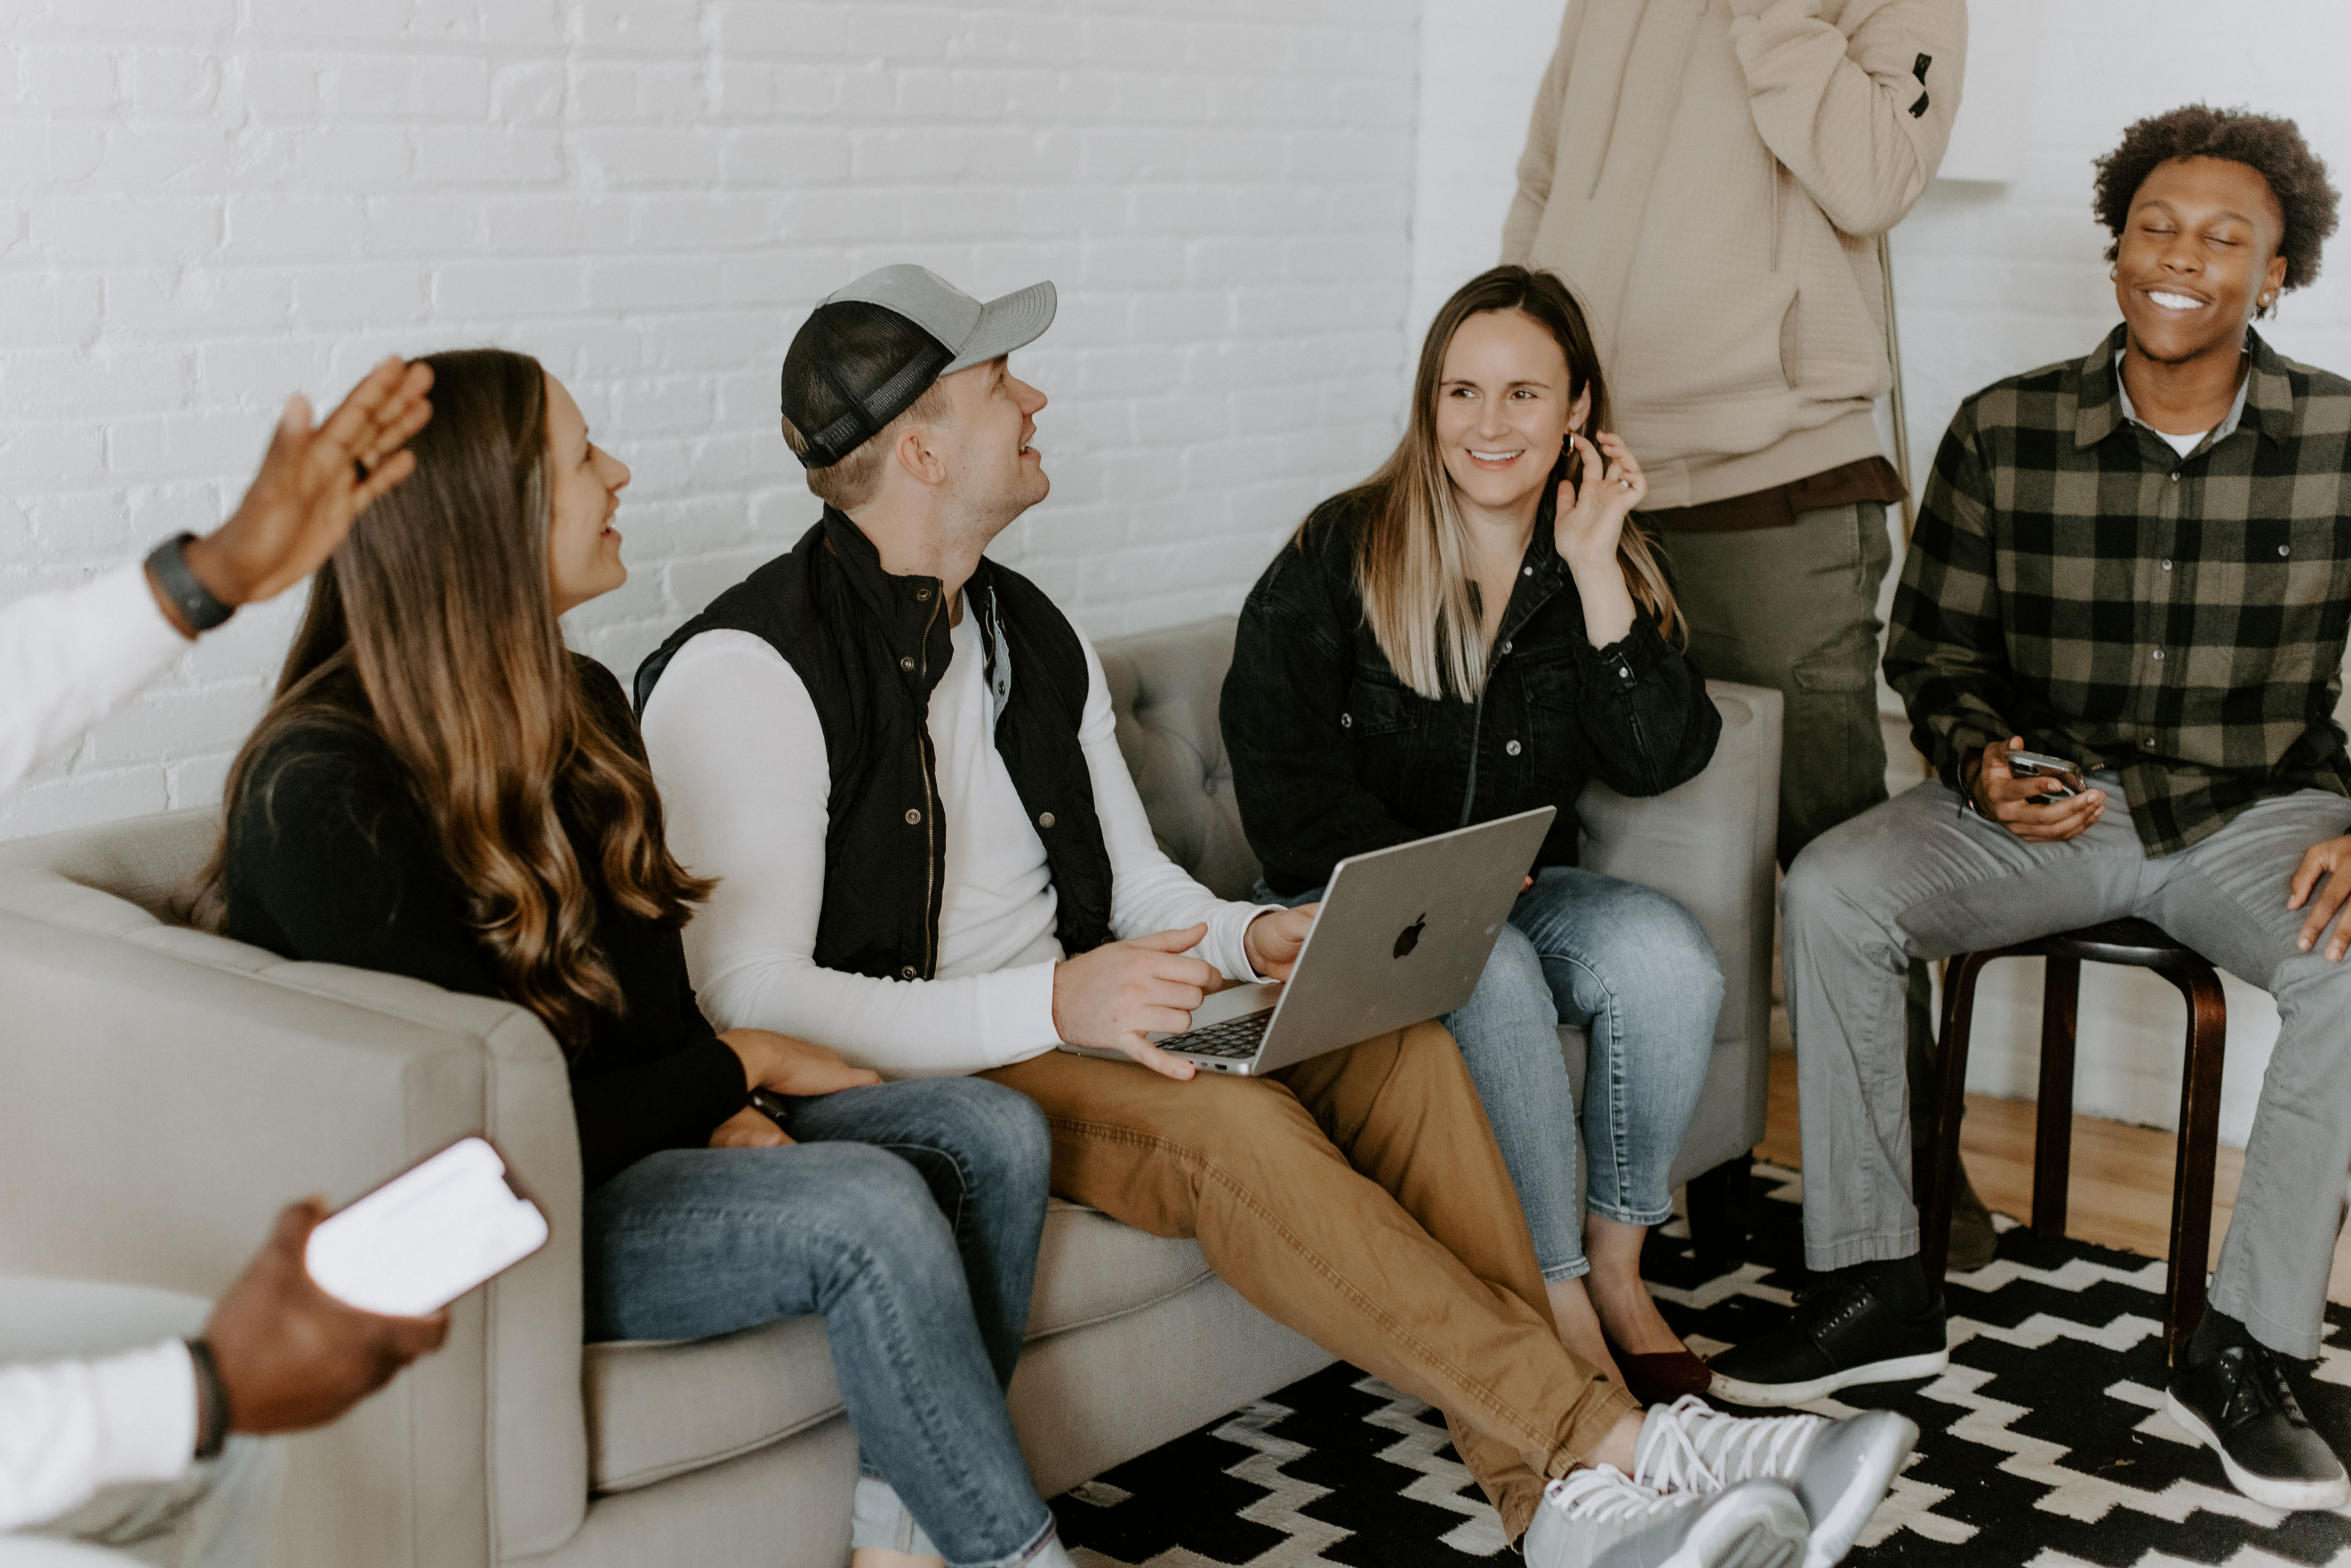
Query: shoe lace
1635,1394,1821,1494
1541,1465,1680,1523
2230,1344,2316,1430
1790,1271,1875,1317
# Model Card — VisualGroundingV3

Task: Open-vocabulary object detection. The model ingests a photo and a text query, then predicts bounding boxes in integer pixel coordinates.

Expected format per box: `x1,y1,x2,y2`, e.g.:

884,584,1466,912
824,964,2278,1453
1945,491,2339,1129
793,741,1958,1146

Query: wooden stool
1919,917,2227,1364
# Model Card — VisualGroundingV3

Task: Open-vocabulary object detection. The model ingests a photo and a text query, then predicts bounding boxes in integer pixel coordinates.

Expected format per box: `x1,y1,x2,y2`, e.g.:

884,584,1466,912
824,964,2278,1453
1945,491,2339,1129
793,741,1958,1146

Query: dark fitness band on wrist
185,1337,233,1460
145,532,235,635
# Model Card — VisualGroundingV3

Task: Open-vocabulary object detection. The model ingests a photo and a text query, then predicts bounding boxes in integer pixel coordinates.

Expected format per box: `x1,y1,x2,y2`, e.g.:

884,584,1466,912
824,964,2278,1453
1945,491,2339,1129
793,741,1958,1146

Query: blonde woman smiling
1222,265,1723,1402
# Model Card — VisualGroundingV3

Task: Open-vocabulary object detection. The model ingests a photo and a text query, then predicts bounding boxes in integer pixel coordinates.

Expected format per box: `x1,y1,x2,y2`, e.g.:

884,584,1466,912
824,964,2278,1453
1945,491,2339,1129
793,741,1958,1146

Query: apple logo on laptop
1393,914,1426,959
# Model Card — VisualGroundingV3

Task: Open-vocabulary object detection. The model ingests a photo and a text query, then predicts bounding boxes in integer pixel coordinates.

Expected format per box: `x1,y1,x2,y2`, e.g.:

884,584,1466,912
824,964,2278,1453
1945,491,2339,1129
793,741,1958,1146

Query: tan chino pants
983,1019,1638,1538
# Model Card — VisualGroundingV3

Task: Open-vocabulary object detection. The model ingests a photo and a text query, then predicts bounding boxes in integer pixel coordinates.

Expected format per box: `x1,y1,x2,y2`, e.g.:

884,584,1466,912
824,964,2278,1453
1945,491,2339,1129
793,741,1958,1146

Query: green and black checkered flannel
1885,325,2351,857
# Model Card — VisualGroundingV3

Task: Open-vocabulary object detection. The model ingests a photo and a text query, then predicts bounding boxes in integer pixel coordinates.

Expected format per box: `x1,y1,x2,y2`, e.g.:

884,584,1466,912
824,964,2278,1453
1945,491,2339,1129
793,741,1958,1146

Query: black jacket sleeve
1565,608,1721,799
1222,542,1426,895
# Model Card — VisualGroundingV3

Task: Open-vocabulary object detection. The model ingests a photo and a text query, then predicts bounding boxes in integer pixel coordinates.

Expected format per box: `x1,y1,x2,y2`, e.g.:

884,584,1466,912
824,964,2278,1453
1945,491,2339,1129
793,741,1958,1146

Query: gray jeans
1663,504,1943,1150
1661,502,1894,868
1783,774,2351,1356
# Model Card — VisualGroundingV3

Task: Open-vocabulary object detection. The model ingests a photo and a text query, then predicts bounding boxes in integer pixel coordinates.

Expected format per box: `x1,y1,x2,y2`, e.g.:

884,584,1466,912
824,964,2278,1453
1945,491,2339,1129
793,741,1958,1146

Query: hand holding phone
1970,737,2104,844
304,1138,548,1317
202,1198,451,1436
2002,749,2087,799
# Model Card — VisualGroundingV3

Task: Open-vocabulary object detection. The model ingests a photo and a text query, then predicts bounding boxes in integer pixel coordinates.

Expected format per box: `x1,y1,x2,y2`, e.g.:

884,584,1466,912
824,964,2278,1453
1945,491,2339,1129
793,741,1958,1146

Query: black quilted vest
635,507,1113,982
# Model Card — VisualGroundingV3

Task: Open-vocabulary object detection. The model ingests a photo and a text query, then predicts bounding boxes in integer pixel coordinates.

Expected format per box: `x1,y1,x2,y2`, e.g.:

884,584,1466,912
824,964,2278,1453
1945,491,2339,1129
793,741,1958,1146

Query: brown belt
1640,455,1906,533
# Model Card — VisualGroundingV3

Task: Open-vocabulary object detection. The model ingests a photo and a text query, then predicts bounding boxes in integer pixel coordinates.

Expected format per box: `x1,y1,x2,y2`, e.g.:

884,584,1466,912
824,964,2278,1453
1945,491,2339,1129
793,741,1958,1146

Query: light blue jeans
583,1078,1058,1568
1270,865,1722,1281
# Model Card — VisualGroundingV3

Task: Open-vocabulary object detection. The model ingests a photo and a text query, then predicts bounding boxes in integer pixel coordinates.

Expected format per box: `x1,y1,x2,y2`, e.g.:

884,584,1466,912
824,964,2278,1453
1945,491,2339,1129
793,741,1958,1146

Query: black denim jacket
1222,498,1721,896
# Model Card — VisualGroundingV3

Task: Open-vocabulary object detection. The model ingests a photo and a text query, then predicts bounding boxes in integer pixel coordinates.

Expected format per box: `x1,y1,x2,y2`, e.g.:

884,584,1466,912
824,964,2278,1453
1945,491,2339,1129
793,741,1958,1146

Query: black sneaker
2167,1339,2350,1511
1707,1271,1948,1407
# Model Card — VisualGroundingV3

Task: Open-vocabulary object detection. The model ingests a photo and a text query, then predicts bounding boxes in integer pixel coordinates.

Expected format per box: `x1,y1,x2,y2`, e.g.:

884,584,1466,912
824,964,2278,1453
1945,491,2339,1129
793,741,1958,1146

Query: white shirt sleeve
0,562,193,795
0,1340,197,1533
1072,632,1275,979
644,631,1061,1076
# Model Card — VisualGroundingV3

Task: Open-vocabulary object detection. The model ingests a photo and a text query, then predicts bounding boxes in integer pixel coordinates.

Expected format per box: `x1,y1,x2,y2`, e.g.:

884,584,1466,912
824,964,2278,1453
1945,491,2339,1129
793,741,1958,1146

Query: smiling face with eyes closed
2115,155,2288,375
1432,308,1593,529
543,372,633,616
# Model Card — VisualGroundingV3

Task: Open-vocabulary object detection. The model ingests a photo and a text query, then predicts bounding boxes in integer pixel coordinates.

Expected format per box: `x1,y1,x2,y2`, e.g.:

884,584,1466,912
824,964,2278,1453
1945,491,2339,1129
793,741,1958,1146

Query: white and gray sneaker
1631,1396,1918,1568
1523,1467,1809,1568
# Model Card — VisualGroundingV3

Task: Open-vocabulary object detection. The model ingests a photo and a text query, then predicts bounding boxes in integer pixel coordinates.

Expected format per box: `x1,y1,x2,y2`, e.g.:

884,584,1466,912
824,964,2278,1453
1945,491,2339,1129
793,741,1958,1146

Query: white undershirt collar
2113,346,2250,458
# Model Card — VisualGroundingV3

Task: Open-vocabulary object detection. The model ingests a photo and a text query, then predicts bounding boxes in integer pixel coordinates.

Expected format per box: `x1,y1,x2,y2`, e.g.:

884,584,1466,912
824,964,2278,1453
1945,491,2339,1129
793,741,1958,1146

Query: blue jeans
1266,865,1721,1282
583,1077,1055,1568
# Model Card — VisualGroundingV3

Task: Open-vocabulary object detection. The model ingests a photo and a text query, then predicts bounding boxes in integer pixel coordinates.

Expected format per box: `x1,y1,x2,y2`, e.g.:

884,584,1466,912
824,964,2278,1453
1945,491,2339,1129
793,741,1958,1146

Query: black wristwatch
145,532,235,635
185,1337,233,1460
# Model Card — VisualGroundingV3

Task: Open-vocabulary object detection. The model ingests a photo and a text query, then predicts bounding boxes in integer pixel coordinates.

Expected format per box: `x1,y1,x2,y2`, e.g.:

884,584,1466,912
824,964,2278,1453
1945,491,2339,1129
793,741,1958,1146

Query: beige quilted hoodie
1503,0,1966,509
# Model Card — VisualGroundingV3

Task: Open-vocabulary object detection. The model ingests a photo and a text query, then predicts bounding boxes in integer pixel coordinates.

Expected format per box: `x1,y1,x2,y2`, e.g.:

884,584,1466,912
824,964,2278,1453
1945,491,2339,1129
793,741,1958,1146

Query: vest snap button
1505,739,1522,756
1340,712,1352,728
901,965,917,980
904,808,921,825
1038,810,1055,829
916,588,932,601
899,656,914,672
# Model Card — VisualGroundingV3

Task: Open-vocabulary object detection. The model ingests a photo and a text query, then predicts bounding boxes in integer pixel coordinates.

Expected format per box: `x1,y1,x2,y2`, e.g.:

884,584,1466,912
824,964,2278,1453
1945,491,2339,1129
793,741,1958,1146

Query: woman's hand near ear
1554,430,1645,648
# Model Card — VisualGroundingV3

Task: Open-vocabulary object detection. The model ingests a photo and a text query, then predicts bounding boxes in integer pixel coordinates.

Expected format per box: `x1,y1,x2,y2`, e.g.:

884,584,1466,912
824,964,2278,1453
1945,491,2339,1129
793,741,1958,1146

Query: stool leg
1921,952,1990,1286
2033,955,2081,1240
2163,966,2228,1366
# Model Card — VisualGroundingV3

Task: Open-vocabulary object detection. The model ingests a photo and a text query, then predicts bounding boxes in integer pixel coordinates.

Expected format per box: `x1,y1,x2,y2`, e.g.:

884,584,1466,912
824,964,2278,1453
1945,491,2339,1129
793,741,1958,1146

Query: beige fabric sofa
0,615,1779,1567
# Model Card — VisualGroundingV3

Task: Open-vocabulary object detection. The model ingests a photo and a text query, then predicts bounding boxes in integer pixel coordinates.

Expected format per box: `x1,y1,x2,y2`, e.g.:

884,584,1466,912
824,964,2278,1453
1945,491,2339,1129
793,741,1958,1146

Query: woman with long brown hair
1222,266,1723,1402
204,349,1081,1568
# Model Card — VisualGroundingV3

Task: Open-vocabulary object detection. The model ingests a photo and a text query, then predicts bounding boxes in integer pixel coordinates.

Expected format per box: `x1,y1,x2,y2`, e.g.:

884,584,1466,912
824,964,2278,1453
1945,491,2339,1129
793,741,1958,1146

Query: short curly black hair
2093,104,2339,302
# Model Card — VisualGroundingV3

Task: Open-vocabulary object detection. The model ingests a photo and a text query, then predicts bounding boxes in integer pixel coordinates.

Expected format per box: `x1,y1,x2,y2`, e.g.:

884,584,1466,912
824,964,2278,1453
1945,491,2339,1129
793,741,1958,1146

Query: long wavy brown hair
1309,265,1684,701
200,349,712,1055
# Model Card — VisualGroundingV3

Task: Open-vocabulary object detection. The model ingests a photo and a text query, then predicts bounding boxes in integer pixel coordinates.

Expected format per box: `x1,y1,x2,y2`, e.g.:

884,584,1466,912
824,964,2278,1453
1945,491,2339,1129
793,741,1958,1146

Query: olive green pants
1660,502,1940,1146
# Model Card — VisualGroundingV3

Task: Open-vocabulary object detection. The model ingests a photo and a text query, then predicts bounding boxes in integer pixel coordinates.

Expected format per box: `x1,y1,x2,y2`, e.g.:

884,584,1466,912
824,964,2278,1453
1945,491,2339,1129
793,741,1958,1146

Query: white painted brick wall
0,0,1422,840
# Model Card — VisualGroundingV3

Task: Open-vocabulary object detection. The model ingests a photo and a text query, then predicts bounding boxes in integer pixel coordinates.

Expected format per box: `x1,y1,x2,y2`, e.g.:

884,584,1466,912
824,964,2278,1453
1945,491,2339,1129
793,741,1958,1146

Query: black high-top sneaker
1706,1268,1948,1407
2167,1334,2349,1511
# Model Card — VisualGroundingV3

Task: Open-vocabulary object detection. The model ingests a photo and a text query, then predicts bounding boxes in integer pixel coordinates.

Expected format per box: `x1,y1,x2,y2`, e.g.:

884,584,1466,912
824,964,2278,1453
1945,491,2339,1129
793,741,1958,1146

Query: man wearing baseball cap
636,265,1908,1568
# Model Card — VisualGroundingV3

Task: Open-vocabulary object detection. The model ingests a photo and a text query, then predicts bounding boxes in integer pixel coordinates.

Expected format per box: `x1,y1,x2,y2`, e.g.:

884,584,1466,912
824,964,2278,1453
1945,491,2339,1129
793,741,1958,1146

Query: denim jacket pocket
1517,649,1585,715
1342,665,1423,738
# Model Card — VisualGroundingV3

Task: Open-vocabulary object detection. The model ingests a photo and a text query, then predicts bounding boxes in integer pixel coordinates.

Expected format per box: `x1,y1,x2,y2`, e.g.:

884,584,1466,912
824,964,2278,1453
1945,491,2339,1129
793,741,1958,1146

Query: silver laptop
1061,806,1556,1076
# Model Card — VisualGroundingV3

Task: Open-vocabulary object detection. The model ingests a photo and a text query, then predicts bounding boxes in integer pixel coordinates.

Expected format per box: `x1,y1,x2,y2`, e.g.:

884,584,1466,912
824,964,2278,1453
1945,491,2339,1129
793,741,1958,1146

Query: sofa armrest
0,907,588,1566
1576,679,1783,1145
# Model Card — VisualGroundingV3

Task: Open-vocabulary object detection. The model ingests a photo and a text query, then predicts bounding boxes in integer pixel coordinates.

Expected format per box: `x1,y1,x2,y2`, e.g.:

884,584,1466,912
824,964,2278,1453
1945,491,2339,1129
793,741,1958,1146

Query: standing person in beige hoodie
1503,0,1989,1263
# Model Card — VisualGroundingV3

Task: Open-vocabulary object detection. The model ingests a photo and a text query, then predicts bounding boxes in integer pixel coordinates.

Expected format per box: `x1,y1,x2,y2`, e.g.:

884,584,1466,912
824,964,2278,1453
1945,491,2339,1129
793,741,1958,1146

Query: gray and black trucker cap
780,264,1057,470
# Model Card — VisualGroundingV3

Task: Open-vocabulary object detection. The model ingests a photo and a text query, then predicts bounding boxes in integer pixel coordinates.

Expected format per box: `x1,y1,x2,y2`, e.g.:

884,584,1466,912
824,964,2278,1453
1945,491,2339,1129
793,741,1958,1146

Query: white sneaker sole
1800,1413,1919,1568
2164,1389,2351,1512
1637,1484,1810,1568
1708,1351,1948,1409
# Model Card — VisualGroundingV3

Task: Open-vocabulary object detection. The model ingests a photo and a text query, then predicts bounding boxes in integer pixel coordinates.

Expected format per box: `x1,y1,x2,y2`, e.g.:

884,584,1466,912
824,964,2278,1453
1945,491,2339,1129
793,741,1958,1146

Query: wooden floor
1759,1042,2351,1305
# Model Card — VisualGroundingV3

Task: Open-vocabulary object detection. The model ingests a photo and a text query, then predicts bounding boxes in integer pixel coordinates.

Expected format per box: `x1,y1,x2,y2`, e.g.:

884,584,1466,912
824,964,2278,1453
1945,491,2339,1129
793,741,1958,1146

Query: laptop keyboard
1160,1012,1271,1060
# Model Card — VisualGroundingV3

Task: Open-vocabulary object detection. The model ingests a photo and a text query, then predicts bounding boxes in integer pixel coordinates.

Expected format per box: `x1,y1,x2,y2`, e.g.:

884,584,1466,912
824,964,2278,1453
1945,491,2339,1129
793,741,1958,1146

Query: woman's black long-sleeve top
1222,496,1723,897
219,658,748,1192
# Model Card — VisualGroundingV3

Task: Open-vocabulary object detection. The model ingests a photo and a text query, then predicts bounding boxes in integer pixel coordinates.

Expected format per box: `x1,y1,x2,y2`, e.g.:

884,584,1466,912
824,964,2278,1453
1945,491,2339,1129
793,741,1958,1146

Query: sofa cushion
1098,618,1260,902
583,1198,1215,1494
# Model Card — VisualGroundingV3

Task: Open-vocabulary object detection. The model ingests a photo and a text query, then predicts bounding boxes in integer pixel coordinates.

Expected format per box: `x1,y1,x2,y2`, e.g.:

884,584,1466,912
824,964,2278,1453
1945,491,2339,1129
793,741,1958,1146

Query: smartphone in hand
305,1137,548,1317
2004,750,2087,799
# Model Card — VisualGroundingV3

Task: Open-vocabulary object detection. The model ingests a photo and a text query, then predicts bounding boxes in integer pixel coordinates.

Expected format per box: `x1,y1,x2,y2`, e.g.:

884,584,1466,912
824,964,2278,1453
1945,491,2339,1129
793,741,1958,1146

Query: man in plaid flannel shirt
1708,107,2351,1512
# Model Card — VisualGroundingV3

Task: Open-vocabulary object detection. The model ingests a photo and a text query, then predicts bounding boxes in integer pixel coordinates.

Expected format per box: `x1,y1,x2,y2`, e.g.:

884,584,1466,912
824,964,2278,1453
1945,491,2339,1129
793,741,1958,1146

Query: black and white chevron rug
1050,1161,2351,1568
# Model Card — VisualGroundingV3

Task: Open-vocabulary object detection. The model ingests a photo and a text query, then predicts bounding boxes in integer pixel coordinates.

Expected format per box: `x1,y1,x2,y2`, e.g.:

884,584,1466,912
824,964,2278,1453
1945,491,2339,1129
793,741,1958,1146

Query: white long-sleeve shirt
0,562,201,1531
642,607,1273,1075
0,562,191,795
0,1343,197,1533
